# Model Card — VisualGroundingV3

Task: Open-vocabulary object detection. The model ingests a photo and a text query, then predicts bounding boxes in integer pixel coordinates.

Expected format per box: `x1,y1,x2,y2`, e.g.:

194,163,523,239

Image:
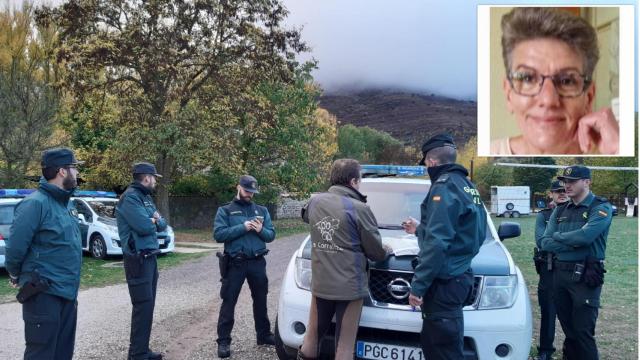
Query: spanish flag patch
598,210,608,217
433,196,441,201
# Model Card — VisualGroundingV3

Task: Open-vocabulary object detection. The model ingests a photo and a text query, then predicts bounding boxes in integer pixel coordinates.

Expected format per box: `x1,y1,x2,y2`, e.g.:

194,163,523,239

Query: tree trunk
155,152,174,225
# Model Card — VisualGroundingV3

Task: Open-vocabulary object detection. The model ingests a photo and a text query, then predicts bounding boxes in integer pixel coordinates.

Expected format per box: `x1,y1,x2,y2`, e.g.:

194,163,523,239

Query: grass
0,251,210,303
493,215,638,359
173,218,309,243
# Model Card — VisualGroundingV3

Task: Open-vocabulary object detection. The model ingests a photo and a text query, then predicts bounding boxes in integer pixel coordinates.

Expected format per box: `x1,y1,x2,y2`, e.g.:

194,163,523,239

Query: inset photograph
477,6,635,156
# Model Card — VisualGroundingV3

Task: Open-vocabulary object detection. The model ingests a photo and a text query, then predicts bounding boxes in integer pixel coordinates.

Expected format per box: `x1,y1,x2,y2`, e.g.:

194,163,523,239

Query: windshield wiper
378,224,404,230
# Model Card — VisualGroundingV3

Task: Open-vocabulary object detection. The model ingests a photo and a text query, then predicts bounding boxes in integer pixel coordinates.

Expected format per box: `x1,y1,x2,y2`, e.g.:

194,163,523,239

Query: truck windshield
359,181,428,229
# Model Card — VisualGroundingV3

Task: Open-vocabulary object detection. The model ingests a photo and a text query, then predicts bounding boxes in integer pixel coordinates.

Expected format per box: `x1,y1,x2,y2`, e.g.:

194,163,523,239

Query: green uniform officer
541,165,612,360
403,133,486,360
214,175,276,358
6,148,83,360
116,162,167,360
533,180,568,360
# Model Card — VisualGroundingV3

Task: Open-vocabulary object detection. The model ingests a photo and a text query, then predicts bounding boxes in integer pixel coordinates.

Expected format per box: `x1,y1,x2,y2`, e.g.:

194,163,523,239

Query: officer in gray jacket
6,148,83,360
298,159,390,360
116,162,167,360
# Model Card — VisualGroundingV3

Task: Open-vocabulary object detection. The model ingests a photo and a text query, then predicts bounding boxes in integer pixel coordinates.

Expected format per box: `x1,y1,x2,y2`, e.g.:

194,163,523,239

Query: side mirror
77,213,86,223
497,222,521,241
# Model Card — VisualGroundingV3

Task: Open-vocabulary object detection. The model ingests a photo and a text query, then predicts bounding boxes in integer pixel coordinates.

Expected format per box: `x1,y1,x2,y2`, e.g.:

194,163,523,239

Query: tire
504,212,512,218
90,234,108,260
275,318,297,360
512,211,521,218
505,202,515,211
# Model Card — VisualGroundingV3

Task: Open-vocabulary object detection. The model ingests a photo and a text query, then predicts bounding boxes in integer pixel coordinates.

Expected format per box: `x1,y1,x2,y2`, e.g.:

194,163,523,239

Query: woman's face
503,38,595,153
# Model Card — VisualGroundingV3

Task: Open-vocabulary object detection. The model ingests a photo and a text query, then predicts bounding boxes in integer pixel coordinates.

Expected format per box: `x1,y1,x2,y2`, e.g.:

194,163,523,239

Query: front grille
368,269,482,307
369,269,413,305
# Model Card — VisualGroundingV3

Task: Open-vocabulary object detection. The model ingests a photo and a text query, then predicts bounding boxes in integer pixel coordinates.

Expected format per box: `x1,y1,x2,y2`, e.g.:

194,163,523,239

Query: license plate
356,341,424,360
158,238,165,245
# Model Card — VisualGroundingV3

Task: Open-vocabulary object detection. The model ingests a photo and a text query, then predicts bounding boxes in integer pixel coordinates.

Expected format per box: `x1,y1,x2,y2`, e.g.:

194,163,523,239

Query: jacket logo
565,168,572,175
598,210,608,217
230,211,242,215
315,216,340,242
583,212,588,219
432,196,441,201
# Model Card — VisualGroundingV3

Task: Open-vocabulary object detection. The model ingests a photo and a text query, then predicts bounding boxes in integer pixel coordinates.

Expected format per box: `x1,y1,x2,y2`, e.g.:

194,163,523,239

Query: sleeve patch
598,210,608,217
432,196,441,201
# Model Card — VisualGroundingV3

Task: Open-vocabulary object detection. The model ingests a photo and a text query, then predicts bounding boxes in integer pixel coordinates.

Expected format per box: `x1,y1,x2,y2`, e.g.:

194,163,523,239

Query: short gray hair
425,145,456,165
501,7,599,77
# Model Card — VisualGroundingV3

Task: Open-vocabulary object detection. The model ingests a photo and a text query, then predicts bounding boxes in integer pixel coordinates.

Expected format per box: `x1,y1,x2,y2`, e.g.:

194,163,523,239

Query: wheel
275,318,298,360
504,212,512,218
505,202,515,211
512,211,521,218
90,234,108,260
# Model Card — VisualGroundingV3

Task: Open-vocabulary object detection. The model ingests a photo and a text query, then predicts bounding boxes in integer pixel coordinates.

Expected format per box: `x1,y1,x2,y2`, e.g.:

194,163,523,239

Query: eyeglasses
507,69,591,98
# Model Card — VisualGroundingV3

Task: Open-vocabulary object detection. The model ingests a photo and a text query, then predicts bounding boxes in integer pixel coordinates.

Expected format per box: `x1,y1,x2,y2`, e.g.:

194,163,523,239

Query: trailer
490,186,530,217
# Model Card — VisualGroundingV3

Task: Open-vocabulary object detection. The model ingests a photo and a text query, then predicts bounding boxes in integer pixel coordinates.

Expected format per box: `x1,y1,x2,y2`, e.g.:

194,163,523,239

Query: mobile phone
255,216,264,223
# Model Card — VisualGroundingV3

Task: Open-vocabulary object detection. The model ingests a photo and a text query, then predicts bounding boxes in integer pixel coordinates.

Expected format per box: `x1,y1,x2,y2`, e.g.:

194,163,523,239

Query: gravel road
0,233,307,360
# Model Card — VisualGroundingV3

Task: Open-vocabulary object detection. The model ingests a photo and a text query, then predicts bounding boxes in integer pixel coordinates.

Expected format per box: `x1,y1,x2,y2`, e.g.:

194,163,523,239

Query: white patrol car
72,190,175,259
275,165,532,360
0,189,37,268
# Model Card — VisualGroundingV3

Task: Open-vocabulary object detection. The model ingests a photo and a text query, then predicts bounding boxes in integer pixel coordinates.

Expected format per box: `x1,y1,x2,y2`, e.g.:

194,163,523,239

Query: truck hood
377,229,510,276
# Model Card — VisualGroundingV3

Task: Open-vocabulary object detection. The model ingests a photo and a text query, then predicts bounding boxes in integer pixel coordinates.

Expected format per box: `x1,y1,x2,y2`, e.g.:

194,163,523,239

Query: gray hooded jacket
302,185,388,300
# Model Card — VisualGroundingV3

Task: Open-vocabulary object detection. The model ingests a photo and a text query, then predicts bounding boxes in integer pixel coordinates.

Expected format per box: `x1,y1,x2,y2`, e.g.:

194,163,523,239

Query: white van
490,186,530,218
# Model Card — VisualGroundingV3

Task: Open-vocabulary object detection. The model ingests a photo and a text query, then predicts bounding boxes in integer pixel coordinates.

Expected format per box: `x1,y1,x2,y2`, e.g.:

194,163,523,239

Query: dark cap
550,180,564,191
557,165,591,181
132,162,163,178
418,133,457,165
41,148,83,168
239,175,259,194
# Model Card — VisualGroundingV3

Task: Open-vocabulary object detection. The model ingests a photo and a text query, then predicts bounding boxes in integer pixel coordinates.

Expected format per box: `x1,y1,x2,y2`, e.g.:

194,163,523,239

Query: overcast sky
281,0,477,99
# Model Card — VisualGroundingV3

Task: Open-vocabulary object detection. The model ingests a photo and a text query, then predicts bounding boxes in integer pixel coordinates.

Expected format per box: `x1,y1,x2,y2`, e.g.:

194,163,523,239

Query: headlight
478,275,518,310
294,257,312,291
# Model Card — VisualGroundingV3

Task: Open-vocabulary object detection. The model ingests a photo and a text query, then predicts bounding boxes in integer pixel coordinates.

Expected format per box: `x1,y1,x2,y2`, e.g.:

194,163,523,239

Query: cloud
282,0,477,99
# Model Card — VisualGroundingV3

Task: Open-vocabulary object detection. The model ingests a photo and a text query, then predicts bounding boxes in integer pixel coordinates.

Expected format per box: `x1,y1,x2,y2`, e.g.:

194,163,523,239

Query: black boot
147,351,163,360
257,333,275,346
217,343,231,358
535,352,553,360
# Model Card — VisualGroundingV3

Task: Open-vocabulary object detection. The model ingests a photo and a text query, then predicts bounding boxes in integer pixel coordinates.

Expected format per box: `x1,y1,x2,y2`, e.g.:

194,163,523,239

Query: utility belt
554,258,606,288
16,271,50,304
216,250,269,280
123,248,161,279
533,248,554,274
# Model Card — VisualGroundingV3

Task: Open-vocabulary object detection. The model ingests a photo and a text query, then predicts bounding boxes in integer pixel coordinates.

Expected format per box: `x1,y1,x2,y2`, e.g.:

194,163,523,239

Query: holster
217,252,230,280
123,252,144,279
533,247,543,274
16,272,50,304
584,257,606,287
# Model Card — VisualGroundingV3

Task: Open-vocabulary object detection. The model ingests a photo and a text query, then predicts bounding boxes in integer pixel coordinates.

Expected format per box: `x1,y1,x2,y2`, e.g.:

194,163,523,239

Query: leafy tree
473,162,513,201
336,124,416,164
39,0,309,221
511,157,557,196
0,3,61,187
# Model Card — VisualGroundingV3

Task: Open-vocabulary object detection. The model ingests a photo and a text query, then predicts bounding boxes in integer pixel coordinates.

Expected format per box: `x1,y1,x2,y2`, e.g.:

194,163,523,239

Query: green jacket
535,208,553,249
115,182,167,254
6,179,82,301
411,164,486,298
213,197,275,257
302,185,388,300
541,192,612,261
